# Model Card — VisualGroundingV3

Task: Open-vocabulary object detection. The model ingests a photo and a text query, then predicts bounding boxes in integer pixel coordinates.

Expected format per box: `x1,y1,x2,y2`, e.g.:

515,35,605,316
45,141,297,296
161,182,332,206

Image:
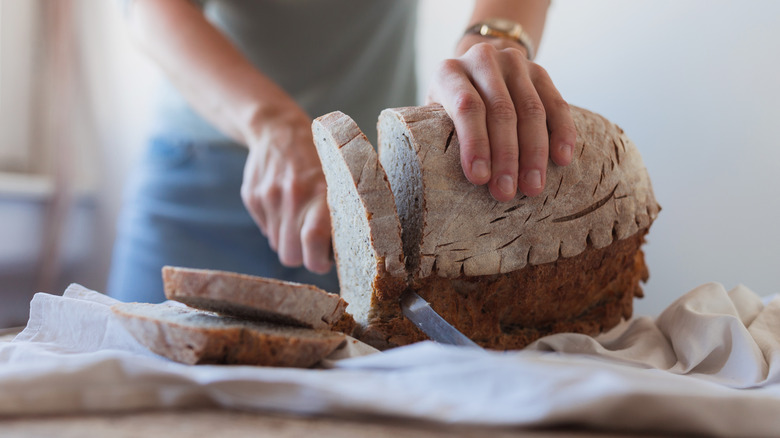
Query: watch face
486,18,519,34
470,18,534,60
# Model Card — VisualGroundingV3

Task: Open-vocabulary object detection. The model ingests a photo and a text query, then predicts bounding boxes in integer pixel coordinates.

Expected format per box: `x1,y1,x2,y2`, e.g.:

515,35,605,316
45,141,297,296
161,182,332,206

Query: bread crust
112,303,346,367
163,266,349,331
364,231,648,350
379,104,660,278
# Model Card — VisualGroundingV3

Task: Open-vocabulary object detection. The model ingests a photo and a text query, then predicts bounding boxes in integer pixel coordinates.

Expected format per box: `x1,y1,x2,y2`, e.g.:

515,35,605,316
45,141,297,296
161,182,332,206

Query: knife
400,291,482,349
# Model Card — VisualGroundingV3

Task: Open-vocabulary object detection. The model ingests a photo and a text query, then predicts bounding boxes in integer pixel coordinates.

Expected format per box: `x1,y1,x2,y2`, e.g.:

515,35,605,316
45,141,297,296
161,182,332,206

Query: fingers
430,55,522,201
240,151,269,238
299,194,333,274
469,49,522,201
428,43,576,200
276,177,329,272
245,172,331,273
242,130,334,274
242,173,282,252
505,54,548,197
429,59,492,187
532,66,577,167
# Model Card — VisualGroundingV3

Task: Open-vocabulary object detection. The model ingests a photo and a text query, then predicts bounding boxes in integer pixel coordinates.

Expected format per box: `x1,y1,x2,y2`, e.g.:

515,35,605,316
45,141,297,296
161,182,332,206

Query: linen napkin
1,283,779,437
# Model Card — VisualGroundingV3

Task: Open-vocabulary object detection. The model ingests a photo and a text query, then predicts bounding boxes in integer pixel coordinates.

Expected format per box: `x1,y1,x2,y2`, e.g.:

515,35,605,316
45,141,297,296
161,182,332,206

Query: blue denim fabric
107,138,339,303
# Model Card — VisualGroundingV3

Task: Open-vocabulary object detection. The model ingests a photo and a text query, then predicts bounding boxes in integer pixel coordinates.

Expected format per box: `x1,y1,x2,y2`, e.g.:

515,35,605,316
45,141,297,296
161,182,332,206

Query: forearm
127,0,296,145
456,0,551,56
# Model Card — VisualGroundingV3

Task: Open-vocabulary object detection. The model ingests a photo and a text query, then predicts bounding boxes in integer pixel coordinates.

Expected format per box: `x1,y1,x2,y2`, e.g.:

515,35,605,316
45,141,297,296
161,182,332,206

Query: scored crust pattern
380,105,660,278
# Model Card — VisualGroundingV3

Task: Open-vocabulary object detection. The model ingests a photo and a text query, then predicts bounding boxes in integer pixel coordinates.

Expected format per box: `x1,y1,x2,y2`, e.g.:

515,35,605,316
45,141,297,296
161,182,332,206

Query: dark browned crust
111,304,347,368
358,231,649,350
329,312,357,336
193,326,345,367
351,263,408,349
373,258,409,302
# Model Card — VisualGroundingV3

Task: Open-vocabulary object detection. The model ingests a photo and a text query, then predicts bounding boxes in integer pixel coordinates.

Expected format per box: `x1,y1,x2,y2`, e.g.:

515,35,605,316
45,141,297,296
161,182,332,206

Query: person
108,0,576,303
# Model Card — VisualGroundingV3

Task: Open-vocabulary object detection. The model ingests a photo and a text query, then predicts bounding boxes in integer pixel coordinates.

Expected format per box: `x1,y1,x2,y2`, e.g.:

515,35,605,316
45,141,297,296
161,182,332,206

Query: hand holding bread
427,39,577,201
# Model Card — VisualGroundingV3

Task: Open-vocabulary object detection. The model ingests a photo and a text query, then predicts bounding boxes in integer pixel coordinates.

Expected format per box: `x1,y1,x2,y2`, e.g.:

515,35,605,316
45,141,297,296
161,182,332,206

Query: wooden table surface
1,409,659,438
0,328,658,438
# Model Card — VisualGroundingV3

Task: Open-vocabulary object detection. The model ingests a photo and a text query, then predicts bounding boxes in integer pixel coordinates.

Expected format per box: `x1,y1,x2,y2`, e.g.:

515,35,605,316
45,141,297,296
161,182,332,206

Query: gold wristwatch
464,18,536,61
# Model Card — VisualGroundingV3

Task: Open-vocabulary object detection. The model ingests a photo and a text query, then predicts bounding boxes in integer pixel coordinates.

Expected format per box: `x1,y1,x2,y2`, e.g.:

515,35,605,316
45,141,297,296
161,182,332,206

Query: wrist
242,99,311,147
460,18,536,60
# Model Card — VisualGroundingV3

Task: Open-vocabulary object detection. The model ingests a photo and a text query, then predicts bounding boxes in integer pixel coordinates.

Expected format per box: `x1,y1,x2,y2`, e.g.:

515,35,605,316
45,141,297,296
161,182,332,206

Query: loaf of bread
162,266,355,333
313,104,660,350
112,303,345,367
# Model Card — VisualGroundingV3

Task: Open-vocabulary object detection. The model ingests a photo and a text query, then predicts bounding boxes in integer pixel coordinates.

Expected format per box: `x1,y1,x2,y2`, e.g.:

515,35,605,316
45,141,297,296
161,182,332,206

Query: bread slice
311,112,407,344
112,302,346,368
314,104,659,350
162,266,354,333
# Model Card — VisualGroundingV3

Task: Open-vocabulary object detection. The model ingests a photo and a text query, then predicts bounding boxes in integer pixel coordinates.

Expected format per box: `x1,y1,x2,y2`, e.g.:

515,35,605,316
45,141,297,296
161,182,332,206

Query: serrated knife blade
400,291,482,349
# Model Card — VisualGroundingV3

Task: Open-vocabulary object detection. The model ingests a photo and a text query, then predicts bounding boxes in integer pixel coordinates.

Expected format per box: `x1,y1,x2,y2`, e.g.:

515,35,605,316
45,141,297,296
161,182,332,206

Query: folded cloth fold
1,283,779,437
528,283,779,387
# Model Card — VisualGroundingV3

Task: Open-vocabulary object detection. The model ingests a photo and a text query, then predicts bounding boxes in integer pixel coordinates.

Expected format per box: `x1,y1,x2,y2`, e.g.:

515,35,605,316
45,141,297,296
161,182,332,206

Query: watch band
464,19,536,61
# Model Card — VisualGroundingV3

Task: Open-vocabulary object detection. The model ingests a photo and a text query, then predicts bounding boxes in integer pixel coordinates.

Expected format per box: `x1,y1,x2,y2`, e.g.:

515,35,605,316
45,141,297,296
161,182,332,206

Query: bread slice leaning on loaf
313,104,660,350
311,112,407,344
162,266,355,333
112,303,346,368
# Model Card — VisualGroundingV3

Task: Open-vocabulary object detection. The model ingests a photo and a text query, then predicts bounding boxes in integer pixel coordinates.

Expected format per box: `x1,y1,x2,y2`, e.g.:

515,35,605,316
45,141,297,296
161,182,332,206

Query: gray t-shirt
149,0,418,143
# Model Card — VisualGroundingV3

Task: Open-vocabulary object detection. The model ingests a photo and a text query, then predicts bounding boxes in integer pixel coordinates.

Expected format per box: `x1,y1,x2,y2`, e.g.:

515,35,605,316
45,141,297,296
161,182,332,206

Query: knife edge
400,291,482,349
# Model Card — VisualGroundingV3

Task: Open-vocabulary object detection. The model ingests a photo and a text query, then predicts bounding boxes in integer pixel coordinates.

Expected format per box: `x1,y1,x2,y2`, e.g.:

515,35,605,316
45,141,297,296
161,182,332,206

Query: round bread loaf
314,104,660,350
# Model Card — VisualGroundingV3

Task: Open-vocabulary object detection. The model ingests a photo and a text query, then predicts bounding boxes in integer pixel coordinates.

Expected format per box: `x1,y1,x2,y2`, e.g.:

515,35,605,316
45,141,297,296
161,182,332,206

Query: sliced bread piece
112,302,345,368
312,112,407,346
162,266,353,333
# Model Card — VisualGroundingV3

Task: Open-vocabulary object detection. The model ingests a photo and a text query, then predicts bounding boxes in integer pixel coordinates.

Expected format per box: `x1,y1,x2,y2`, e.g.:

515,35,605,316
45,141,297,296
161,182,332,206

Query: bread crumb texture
112,303,345,368
313,113,406,332
162,266,349,331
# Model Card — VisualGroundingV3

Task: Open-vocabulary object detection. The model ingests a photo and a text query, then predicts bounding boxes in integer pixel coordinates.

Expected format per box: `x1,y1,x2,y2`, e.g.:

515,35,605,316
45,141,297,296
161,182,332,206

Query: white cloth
1,283,779,437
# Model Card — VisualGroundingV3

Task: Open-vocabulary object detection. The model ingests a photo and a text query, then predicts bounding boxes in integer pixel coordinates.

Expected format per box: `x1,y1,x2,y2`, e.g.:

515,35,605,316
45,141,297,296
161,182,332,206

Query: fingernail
497,175,515,196
524,170,542,189
560,143,573,158
471,159,490,180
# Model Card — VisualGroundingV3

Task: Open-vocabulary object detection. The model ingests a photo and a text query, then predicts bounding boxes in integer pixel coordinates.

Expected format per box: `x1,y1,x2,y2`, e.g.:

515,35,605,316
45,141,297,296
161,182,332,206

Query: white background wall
419,0,780,316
